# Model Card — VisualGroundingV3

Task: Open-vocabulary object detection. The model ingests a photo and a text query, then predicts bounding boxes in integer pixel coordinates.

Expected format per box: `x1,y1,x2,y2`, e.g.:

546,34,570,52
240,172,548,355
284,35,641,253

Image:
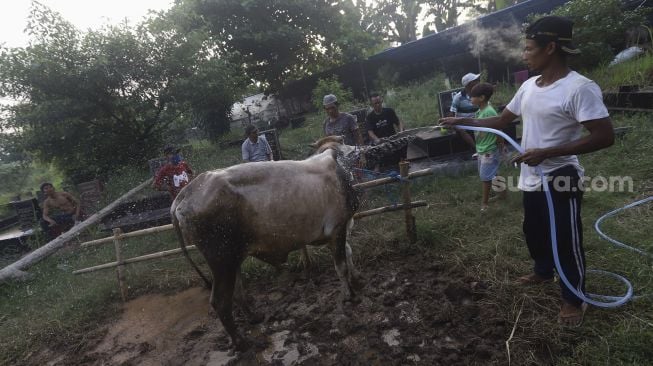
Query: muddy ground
28,249,511,365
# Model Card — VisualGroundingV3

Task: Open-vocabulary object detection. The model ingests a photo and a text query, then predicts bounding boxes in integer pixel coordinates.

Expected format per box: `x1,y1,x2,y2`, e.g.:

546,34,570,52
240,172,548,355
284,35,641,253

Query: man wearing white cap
450,72,481,118
322,94,363,146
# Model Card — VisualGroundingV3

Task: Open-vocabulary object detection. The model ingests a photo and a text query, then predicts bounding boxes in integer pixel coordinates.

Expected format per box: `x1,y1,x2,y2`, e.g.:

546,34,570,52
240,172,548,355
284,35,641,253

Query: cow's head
308,135,365,175
309,135,359,156
309,134,417,171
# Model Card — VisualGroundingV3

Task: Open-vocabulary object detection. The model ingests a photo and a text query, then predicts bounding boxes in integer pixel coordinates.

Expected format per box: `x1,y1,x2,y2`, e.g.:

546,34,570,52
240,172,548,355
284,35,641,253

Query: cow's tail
172,209,212,289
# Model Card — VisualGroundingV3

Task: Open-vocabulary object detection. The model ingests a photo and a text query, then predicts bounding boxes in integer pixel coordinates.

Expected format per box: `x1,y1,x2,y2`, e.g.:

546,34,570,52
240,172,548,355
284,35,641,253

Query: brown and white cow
171,136,362,351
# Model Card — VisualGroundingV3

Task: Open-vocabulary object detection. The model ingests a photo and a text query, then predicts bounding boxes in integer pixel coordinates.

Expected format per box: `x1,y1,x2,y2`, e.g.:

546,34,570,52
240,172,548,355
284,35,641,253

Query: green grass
0,161,64,210
1,61,653,365
588,53,653,92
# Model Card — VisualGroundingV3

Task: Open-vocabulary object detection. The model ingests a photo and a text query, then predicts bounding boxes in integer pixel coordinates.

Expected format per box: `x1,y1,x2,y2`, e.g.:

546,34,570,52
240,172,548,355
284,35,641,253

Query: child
469,82,505,211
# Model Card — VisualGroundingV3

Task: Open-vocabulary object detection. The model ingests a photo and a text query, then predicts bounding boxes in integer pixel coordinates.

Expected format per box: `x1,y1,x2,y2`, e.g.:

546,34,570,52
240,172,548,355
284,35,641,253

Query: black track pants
522,165,585,306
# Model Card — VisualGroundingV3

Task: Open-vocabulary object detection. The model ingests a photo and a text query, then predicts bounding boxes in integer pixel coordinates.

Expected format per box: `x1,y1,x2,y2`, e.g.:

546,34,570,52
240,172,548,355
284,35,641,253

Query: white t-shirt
506,71,609,191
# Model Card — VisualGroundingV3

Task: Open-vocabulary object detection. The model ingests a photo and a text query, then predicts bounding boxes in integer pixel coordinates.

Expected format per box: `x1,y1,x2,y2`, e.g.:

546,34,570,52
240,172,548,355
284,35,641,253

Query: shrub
311,76,355,111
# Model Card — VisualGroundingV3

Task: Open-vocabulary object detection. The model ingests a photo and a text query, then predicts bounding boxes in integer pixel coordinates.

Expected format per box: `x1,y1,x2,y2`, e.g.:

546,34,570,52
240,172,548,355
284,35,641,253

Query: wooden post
113,228,127,301
399,161,417,243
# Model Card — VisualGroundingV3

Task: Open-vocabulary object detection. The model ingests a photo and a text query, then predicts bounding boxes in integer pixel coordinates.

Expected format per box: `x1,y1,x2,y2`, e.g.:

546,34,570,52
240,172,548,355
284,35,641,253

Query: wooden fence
73,161,432,299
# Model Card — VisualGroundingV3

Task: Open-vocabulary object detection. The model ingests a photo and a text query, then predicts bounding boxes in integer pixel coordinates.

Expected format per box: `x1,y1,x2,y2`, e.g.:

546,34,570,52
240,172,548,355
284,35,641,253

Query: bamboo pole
354,201,427,219
0,178,153,283
80,224,173,248
400,162,417,243
73,245,197,274
113,228,127,302
407,168,435,180
352,168,433,190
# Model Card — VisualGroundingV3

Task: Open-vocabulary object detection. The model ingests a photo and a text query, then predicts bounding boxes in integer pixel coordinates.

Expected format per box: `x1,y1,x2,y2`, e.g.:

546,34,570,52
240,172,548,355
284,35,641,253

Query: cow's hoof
247,311,265,324
233,337,252,352
351,275,366,291
343,296,362,306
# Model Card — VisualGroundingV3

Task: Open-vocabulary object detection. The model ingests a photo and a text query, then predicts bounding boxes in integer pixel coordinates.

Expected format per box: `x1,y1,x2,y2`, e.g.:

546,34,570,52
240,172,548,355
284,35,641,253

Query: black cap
163,146,180,155
525,16,580,55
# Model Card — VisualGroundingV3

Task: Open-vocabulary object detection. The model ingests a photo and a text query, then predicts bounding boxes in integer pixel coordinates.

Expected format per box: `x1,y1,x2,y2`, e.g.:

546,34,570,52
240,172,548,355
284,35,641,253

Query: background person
322,94,363,146
365,92,404,144
40,182,81,239
440,16,615,327
152,146,194,200
365,92,405,171
241,125,273,163
450,72,480,118
450,72,481,156
466,82,506,211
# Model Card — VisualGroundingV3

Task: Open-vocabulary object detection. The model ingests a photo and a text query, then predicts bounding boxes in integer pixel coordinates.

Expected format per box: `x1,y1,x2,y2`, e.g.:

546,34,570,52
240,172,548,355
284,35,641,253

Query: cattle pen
72,161,433,299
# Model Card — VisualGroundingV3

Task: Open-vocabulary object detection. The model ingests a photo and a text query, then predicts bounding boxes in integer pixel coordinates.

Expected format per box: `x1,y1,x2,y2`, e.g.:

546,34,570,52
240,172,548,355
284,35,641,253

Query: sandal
514,273,554,285
558,302,588,327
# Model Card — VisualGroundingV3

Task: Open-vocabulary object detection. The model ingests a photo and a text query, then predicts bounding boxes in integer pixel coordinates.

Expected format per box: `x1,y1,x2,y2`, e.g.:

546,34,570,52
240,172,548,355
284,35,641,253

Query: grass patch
1,68,652,364
588,53,653,92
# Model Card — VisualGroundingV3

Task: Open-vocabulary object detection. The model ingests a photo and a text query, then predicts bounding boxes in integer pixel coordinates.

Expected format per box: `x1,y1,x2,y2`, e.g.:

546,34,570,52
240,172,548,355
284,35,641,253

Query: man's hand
438,117,462,127
511,148,550,166
47,219,57,227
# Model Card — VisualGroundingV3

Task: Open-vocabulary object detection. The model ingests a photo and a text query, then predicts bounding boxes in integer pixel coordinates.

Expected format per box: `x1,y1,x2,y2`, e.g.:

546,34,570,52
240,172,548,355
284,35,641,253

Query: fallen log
0,178,153,283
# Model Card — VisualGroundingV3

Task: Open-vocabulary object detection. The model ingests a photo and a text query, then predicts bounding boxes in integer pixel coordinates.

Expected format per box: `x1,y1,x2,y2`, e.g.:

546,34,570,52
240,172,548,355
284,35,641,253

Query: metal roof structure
368,0,570,65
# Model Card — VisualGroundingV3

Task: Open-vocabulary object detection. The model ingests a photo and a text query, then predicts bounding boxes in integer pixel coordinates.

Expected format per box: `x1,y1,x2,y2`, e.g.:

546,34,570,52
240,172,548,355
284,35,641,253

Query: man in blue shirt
242,125,273,163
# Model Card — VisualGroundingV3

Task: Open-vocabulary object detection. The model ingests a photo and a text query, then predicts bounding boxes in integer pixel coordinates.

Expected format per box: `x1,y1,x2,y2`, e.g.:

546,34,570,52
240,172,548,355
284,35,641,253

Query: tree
177,0,382,91
310,76,355,111
536,0,650,69
427,0,475,34
356,0,476,45
359,0,423,44
0,3,243,182
471,0,523,14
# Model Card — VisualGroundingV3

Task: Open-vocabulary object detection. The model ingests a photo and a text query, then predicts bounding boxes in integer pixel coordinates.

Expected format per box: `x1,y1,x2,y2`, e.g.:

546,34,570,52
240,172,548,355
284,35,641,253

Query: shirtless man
40,182,81,235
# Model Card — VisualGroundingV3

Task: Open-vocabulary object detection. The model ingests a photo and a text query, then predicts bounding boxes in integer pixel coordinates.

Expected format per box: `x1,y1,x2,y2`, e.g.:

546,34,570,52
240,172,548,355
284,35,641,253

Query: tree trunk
0,178,153,283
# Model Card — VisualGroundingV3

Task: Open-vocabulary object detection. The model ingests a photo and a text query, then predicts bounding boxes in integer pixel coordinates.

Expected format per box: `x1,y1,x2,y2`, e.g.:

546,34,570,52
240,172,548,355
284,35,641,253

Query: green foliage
381,74,448,127
467,0,521,16
0,3,243,183
588,53,653,92
536,0,651,70
3,111,653,365
0,161,64,204
377,73,517,128
179,0,381,91
357,0,475,44
310,76,355,111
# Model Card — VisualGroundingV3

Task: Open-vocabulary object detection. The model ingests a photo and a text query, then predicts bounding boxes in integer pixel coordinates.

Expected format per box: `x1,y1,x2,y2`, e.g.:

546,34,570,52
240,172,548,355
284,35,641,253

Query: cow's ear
308,142,318,148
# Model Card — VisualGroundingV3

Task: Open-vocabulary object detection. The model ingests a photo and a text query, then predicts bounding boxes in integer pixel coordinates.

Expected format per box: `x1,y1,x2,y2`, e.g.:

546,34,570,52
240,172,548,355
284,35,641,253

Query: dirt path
32,251,510,365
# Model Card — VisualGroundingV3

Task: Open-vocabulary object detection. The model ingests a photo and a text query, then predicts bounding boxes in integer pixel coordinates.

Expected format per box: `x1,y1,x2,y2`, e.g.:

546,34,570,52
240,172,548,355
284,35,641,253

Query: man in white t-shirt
440,16,614,326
